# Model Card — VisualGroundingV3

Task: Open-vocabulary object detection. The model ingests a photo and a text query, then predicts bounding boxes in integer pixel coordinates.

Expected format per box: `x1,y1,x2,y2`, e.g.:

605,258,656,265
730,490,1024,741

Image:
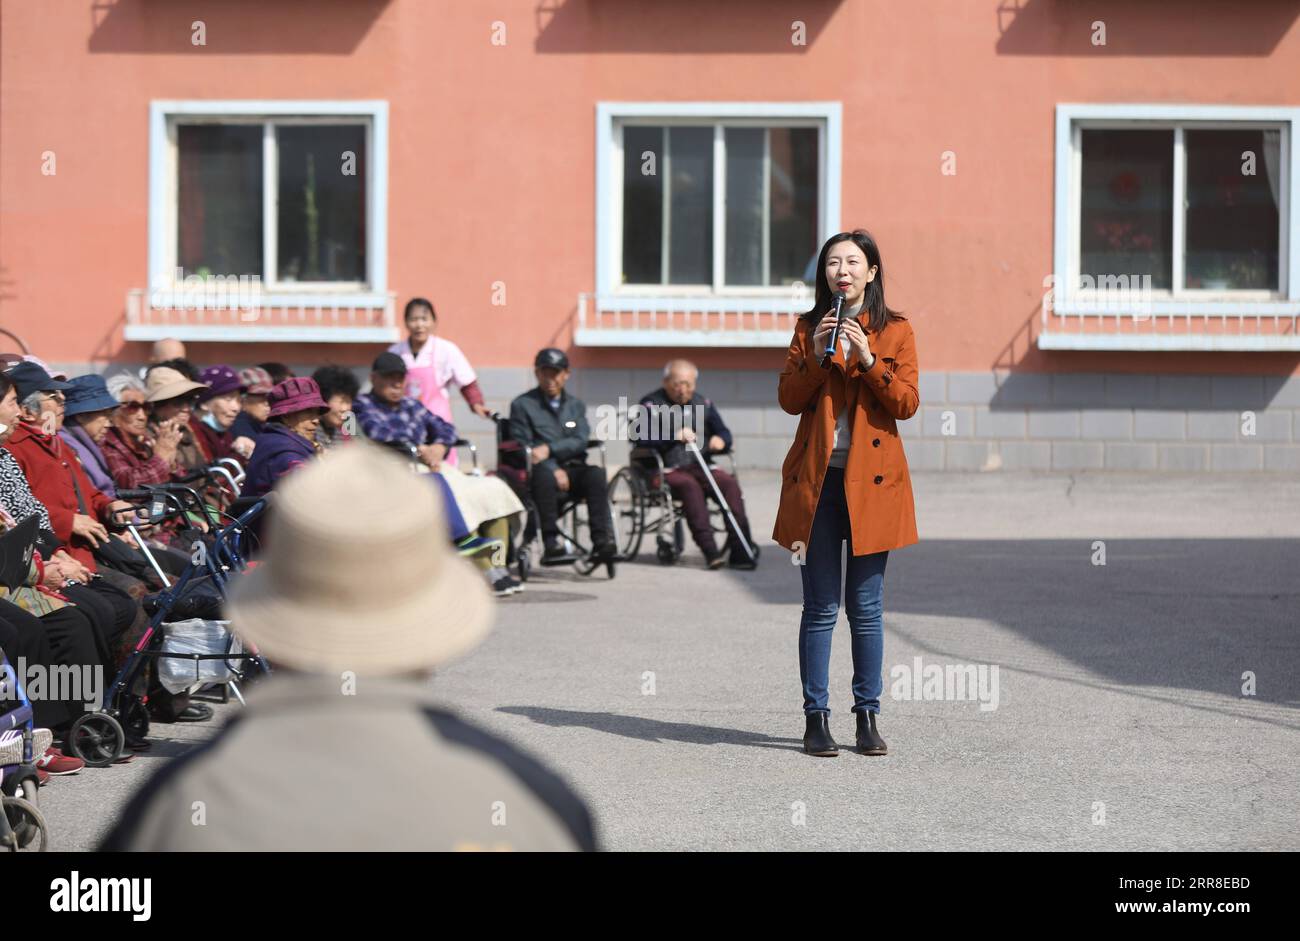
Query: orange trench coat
772,312,920,558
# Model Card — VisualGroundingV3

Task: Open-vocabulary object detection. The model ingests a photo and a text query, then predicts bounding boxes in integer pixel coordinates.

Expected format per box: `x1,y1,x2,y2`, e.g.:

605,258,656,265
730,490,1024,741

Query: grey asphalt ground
40,471,1300,851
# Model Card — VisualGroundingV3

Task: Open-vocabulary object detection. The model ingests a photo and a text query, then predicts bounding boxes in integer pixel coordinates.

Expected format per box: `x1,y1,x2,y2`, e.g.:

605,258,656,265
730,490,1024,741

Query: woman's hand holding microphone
812,310,875,370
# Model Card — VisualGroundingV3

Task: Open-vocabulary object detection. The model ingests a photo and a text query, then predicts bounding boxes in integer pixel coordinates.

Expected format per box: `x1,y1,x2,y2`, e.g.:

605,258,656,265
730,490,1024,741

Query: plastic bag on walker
158,618,243,694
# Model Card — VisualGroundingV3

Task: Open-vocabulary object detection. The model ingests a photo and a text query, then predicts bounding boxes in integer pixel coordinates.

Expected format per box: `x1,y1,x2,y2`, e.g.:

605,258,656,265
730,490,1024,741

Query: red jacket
4,422,114,569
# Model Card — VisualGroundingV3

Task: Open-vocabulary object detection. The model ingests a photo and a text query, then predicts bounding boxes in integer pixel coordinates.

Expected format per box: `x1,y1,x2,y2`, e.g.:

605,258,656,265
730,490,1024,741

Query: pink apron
391,337,475,468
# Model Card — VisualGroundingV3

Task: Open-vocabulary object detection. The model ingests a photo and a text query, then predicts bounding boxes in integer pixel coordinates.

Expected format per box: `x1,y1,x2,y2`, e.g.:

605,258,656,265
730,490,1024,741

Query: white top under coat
828,301,864,469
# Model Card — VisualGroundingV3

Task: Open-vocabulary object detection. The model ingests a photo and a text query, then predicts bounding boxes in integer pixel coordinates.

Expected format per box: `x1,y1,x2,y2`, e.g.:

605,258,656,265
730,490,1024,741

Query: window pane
622,126,664,284
1185,129,1280,290
769,127,819,286
177,124,263,278
725,128,764,286
667,127,714,285
277,125,366,283
1079,129,1173,290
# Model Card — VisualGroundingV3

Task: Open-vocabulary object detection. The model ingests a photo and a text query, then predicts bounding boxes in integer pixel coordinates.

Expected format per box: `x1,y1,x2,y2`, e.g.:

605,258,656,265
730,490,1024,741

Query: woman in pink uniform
387,297,493,467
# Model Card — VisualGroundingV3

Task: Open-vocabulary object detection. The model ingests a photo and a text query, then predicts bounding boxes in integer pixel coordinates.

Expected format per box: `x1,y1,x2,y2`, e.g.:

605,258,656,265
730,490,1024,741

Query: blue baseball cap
5,361,73,400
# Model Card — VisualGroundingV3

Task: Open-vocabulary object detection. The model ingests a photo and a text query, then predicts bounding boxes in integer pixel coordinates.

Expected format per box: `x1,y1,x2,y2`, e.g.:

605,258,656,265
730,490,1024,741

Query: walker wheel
2,796,48,851
67,713,126,767
656,544,677,565
517,547,531,582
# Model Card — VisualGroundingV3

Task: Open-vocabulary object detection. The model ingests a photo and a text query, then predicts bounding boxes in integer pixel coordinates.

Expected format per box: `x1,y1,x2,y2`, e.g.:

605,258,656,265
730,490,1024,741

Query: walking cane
685,440,757,565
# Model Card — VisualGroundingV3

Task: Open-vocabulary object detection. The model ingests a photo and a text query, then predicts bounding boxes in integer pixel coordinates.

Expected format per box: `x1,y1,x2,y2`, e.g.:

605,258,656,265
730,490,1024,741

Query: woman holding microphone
773,230,919,758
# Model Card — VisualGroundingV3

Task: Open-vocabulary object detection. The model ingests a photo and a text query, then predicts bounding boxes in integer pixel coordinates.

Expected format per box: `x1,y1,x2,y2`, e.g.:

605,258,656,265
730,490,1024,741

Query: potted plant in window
1198,256,1231,291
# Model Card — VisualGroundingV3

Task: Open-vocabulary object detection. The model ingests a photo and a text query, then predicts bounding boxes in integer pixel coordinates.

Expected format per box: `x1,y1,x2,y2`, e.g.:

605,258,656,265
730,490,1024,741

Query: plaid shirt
353,393,457,448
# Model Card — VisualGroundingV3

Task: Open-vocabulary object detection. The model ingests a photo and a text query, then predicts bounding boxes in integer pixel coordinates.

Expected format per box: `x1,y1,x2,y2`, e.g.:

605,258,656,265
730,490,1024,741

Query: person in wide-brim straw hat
143,365,207,405
227,440,494,673
100,441,597,850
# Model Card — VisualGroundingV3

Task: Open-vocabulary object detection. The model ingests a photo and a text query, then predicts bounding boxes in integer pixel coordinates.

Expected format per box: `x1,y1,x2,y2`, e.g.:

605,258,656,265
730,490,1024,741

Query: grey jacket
99,673,597,851
507,387,591,469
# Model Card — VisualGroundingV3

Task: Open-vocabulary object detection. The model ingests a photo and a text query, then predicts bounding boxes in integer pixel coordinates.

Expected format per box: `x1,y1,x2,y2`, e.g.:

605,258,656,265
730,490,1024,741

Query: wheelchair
491,415,616,581
608,443,751,565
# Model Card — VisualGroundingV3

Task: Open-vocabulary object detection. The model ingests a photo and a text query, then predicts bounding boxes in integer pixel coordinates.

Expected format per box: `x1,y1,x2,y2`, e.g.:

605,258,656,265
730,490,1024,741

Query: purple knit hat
198,365,244,402
268,377,328,418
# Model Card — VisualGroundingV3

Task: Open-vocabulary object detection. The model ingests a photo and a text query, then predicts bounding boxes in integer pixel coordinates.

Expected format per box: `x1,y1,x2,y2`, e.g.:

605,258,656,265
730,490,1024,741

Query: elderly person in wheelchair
354,353,525,595
505,348,618,570
631,359,757,570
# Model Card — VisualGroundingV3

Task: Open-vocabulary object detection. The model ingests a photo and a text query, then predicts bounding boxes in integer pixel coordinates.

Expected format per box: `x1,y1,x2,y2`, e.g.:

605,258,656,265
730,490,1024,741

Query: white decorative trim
574,327,792,348
591,294,807,314
594,101,842,302
124,325,400,343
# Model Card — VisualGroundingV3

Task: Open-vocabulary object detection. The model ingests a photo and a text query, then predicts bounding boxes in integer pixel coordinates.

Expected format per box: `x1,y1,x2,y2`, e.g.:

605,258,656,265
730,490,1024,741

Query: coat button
872,438,881,447
874,475,883,484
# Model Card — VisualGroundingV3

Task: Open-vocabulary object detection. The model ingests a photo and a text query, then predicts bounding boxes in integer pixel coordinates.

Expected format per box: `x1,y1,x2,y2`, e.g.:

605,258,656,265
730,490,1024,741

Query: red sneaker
35,767,50,786
36,747,85,776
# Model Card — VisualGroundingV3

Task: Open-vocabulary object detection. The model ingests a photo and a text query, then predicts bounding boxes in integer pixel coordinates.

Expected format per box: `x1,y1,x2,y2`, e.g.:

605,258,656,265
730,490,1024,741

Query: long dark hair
801,229,901,334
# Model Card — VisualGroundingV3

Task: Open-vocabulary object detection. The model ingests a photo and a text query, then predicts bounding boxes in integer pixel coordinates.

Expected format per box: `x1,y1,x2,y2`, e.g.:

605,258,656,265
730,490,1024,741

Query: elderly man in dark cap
507,348,617,564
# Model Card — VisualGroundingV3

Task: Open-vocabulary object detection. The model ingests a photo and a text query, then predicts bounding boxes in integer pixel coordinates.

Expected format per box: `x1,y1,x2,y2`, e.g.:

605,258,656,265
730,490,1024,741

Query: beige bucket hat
144,366,209,403
225,441,494,675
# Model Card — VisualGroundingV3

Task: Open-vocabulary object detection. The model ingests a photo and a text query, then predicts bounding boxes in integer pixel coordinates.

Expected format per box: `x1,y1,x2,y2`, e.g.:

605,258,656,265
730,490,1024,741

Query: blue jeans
798,465,889,716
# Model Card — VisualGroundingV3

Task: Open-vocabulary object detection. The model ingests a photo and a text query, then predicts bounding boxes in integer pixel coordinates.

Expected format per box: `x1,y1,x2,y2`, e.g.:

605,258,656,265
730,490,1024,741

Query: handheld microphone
819,292,848,368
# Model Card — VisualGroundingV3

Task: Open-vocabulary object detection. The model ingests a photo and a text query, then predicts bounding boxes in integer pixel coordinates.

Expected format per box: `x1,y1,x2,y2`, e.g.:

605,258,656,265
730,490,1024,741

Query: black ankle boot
803,712,839,757
855,710,887,756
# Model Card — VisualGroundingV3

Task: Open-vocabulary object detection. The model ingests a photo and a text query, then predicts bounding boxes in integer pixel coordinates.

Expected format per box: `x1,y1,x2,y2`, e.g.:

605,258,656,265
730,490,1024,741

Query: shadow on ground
739,538,1300,708
498,706,802,752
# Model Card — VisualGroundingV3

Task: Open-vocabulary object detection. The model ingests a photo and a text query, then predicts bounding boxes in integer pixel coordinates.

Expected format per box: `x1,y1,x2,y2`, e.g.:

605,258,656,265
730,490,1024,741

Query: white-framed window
1053,104,1300,315
595,102,841,305
148,100,388,309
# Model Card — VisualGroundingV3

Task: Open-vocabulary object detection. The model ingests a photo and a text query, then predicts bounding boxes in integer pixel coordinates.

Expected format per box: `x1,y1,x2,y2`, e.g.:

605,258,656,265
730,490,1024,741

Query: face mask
202,411,224,432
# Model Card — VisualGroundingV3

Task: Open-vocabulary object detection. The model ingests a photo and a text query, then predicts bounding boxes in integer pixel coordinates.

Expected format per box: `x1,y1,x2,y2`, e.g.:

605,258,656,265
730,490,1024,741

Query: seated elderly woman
58,375,121,500
141,366,211,475
229,367,274,441
311,365,361,449
242,378,328,497
193,365,257,463
102,372,184,488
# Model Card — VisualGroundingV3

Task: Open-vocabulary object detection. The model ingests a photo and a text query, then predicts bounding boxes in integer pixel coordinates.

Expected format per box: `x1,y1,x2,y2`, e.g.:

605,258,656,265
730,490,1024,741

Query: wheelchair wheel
67,713,126,767
674,518,685,554
2,796,48,852
608,467,645,561
656,543,678,565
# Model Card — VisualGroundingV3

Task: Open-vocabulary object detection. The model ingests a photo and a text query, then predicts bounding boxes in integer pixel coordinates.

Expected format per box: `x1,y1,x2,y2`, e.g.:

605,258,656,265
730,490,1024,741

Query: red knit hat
268,377,328,418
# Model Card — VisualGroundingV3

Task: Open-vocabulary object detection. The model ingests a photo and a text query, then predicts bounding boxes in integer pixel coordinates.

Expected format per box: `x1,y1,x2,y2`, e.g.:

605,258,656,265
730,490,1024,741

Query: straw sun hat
226,441,494,675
